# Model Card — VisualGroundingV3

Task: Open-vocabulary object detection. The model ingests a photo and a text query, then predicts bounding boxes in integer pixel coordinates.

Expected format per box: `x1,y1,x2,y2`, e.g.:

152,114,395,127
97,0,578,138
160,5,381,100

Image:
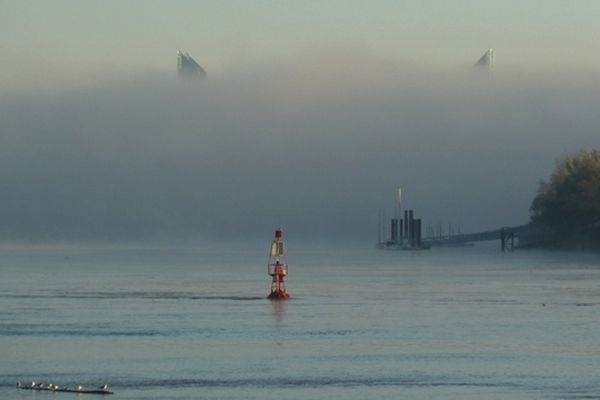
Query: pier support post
501,228,515,252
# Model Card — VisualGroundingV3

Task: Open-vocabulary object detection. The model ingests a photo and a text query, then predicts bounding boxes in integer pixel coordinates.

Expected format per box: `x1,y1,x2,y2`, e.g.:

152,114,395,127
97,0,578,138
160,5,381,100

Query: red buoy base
268,290,290,300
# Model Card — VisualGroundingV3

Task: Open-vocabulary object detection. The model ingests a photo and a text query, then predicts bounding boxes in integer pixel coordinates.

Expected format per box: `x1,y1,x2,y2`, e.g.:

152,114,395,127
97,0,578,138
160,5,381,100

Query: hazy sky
2,1,600,90
1,2,599,242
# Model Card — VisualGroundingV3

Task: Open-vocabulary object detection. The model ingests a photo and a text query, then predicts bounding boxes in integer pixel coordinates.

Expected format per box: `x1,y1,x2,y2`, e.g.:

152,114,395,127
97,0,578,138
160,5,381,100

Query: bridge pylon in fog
474,48,495,72
267,229,290,300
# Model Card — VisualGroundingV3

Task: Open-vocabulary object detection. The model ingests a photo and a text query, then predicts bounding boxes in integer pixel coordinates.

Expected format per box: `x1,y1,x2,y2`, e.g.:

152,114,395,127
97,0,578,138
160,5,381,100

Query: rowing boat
17,382,113,395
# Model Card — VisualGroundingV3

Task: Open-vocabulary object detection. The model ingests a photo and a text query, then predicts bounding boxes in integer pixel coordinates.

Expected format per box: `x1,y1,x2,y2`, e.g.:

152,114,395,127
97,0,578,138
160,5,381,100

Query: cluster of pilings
379,209,428,250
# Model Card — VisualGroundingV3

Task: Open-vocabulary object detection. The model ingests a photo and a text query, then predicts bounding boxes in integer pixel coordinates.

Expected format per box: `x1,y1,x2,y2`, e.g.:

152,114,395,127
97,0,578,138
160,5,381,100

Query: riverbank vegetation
530,149,600,249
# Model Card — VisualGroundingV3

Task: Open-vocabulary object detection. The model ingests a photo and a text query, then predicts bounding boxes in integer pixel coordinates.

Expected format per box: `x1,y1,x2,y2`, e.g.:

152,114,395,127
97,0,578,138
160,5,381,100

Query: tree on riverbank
530,149,600,247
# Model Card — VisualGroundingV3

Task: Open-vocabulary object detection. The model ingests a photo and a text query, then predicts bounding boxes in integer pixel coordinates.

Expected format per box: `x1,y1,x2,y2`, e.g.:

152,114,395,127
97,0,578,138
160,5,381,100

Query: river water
1,241,599,399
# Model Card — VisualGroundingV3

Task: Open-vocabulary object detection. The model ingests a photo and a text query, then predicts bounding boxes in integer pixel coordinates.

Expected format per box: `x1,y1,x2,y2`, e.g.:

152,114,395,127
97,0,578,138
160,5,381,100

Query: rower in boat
18,380,114,394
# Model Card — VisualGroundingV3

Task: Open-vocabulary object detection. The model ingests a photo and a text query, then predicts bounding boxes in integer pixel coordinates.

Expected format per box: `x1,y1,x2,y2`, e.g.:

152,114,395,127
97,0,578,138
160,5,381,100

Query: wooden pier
422,224,529,251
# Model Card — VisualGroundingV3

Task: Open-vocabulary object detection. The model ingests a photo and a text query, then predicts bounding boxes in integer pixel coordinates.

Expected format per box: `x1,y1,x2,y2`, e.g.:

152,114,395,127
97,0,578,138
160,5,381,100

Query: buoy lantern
267,229,290,300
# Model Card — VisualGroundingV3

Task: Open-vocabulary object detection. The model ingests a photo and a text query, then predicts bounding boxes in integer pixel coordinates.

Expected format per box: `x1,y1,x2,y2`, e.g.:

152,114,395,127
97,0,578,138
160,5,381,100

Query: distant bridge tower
267,229,290,300
474,48,495,72
177,50,206,79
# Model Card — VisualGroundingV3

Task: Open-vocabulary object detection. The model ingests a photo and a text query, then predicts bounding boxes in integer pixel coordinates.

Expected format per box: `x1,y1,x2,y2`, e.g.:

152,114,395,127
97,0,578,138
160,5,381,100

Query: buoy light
267,229,290,300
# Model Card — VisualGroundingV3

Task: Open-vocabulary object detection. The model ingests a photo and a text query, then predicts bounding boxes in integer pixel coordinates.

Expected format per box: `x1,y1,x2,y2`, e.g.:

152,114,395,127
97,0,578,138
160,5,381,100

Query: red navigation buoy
267,228,290,300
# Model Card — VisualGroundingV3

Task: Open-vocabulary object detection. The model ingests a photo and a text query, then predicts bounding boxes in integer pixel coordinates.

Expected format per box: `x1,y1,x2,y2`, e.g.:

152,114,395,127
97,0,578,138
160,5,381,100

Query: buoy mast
267,229,289,300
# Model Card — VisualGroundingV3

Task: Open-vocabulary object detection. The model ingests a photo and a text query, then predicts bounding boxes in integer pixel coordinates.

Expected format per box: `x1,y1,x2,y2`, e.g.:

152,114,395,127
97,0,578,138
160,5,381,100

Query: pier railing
422,224,531,251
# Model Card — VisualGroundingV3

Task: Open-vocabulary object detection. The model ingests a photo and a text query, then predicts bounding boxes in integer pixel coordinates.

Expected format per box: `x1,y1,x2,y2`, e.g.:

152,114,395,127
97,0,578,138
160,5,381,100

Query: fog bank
2,50,599,242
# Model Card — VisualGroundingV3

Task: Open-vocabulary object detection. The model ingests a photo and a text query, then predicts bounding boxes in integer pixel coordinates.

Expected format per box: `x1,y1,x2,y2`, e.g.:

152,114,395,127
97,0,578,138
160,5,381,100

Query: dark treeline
530,149,600,249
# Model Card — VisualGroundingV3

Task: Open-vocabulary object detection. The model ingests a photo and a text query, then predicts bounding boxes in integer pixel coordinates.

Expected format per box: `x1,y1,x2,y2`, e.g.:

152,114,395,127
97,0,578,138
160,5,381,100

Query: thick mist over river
1,51,599,242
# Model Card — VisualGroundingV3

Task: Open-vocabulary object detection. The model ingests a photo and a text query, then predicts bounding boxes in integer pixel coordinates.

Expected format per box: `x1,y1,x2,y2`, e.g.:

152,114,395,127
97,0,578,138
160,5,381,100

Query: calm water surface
1,241,599,399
